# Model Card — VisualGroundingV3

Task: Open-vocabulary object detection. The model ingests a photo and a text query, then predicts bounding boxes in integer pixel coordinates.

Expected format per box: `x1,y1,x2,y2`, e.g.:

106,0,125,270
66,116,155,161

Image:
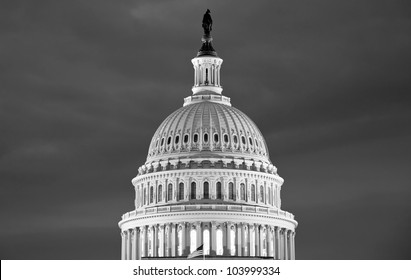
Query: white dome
146,96,270,165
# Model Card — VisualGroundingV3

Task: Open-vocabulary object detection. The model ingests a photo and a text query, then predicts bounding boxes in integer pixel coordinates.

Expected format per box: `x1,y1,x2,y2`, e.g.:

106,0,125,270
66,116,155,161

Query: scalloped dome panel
146,101,270,163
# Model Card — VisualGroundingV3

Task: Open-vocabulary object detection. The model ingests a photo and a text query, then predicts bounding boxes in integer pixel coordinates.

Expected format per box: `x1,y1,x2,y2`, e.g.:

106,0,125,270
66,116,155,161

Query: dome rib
146,100,270,164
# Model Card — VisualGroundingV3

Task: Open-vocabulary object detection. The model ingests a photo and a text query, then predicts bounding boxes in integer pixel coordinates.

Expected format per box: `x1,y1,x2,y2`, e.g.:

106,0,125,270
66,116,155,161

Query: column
241,224,248,256
149,226,155,257
255,224,260,257
159,225,165,257
249,224,254,256
284,229,288,260
260,226,265,257
171,223,176,257
268,226,274,258
141,226,147,258
292,231,296,260
153,225,158,257
165,224,171,257
236,223,242,257
137,227,142,260
127,229,132,260
222,222,228,255
185,222,191,255
132,228,137,260
196,222,203,248
211,222,217,256
121,231,126,260
180,222,186,256
275,227,281,260
290,231,294,260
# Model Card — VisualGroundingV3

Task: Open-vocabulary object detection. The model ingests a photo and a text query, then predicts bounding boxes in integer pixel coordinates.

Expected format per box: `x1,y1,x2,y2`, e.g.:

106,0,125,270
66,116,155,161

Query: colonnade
121,222,295,260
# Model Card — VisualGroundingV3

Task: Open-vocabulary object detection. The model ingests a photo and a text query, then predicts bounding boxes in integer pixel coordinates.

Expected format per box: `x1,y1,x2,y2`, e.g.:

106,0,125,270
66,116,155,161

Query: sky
1,0,410,260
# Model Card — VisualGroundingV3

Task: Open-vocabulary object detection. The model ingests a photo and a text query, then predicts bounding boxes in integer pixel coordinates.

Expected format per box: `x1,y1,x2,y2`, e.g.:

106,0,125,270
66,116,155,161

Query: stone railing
121,204,295,221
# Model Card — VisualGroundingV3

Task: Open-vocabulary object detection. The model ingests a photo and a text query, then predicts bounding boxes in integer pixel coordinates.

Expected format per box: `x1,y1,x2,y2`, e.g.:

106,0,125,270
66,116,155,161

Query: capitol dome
119,10,297,260
146,97,270,164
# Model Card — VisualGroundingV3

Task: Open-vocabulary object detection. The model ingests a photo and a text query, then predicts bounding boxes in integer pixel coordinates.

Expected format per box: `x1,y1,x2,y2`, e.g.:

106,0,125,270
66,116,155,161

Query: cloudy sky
1,0,410,259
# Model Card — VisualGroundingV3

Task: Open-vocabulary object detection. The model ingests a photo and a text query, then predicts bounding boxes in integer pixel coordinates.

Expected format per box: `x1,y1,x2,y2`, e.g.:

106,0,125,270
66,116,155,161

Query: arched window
179,182,184,200
228,182,234,200
233,135,238,144
191,182,196,199
203,228,210,255
193,134,199,143
241,136,246,145
214,133,219,143
223,134,229,143
260,185,264,203
216,182,222,199
168,184,173,201
144,188,147,205
167,136,171,145
240,183,246,200
184,134,189,143
204,133,209,143
203,182,209,199
251,185,256,202
150,186,154,204
230,226,236,255
158,185,163,202
190,228,196,253
175,135,180,144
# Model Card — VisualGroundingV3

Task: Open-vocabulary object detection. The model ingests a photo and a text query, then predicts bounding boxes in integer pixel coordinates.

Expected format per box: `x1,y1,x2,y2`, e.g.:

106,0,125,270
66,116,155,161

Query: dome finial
197,9,217,57
202,9,212,36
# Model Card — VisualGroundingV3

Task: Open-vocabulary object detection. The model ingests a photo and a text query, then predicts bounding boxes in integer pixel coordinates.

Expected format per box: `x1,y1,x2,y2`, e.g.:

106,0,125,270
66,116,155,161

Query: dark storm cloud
1,0,410,259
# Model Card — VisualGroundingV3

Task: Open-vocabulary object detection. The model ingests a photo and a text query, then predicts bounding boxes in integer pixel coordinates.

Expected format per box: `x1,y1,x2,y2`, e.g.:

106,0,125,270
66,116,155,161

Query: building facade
118,12,297,260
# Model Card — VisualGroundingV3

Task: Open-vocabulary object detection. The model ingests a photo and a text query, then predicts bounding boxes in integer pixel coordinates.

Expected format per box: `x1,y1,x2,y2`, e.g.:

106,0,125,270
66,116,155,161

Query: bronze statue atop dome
202,9,212,36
